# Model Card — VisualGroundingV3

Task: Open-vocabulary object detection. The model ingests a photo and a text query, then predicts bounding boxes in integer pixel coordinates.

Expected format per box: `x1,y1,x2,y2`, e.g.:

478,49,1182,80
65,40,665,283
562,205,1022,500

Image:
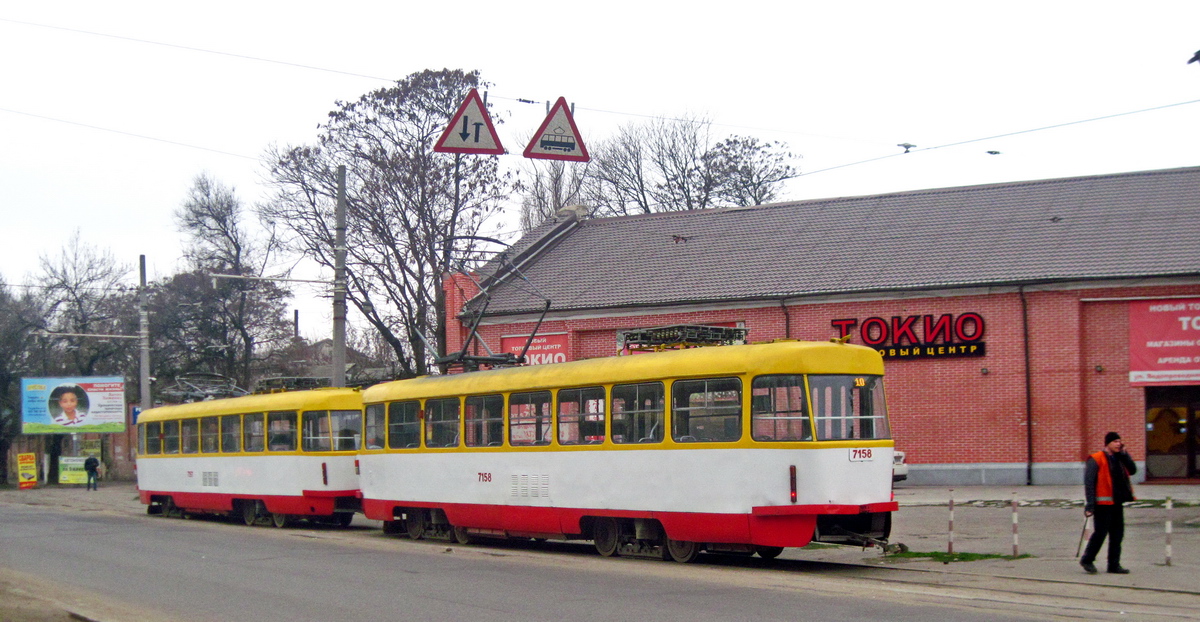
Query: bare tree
38,232,137,377
518,158,590,230
261,69,512,377
158,174,293,390
0,280,45,483
704,136,798,206
525,115,799,225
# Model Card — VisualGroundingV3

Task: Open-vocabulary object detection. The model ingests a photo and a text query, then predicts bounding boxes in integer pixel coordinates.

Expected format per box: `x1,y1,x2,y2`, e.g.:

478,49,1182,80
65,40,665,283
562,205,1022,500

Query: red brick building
445,166,1200,485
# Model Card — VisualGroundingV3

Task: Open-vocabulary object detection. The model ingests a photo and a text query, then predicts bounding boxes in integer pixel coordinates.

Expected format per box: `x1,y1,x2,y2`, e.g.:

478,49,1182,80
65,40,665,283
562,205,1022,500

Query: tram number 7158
849,448,874,461
477,472,492,482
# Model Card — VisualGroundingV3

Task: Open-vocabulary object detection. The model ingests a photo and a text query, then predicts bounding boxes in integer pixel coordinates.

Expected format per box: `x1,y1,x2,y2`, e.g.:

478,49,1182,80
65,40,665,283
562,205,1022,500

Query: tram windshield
809,375,889,440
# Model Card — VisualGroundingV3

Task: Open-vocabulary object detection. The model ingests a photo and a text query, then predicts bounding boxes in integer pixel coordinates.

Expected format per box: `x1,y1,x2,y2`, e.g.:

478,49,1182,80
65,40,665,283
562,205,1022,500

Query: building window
752,375,812,442
672,378,741,442
558,387,605,444
612,382,664,444
510,391,552,446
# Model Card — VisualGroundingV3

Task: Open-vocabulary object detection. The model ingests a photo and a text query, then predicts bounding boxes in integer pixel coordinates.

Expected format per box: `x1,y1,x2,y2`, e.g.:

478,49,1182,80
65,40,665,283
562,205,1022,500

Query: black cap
1104,431,1121,445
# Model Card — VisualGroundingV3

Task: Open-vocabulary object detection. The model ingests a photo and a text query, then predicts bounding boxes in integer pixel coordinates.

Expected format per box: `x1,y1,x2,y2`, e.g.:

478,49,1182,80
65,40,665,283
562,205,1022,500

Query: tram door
1144,387,1200,479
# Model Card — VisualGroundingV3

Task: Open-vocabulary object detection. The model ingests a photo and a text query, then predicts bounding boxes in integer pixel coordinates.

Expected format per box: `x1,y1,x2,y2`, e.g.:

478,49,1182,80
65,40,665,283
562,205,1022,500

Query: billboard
1129,299,1200,385
21,376,127,433
500,332,568,366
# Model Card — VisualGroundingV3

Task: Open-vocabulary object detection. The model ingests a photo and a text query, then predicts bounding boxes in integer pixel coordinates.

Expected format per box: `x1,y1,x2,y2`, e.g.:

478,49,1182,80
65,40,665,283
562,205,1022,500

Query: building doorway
1145,387,1200,479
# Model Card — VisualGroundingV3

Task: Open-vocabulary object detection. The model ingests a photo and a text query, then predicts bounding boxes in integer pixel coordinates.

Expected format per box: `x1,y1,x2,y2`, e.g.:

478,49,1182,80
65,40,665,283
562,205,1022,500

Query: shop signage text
831,312,986,359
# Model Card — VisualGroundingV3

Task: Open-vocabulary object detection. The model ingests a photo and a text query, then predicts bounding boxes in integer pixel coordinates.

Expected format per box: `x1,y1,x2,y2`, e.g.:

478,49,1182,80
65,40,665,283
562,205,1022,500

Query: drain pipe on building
1020,285,1035,486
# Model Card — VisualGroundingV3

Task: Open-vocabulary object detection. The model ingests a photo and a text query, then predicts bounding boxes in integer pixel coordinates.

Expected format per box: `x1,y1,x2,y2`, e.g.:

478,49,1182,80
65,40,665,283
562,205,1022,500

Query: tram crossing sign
434,88,505,155
523,97,590,162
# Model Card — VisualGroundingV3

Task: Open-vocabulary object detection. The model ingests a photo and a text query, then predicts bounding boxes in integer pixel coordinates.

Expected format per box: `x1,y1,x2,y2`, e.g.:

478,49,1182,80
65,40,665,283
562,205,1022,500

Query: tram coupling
828,525,907,554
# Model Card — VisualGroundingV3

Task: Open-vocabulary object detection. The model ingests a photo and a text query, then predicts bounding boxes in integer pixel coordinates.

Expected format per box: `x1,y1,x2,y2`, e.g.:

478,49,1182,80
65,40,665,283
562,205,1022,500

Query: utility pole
331,165,348,387
139,255,151,411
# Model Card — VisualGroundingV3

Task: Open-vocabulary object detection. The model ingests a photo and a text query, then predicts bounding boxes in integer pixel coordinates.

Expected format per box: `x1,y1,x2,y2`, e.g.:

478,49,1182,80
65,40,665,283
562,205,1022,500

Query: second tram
136,388,363,527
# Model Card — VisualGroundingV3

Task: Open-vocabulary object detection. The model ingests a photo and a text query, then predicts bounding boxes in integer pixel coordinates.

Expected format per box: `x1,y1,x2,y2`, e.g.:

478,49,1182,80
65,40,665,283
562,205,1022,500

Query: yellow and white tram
359,339,897,561
136,388,363,527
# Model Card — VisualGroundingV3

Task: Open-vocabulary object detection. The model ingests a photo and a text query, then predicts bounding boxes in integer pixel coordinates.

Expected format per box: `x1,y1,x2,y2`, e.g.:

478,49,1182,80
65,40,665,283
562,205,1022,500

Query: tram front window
752,375,812,441
809,375,890,441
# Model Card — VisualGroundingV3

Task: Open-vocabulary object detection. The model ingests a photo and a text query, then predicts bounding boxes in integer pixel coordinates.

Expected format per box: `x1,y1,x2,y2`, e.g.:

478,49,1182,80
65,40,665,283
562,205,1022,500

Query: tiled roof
473,166,1200,317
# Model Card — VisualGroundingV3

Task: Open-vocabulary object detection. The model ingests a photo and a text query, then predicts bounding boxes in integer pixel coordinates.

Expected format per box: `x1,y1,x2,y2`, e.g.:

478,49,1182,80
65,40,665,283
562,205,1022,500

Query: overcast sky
3,1,1199,338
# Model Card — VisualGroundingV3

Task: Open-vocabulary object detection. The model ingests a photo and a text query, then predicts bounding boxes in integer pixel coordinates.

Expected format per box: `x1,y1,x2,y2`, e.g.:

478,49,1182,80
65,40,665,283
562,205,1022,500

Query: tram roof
362,340,883,402
139,387,362,422
470,165,1200,317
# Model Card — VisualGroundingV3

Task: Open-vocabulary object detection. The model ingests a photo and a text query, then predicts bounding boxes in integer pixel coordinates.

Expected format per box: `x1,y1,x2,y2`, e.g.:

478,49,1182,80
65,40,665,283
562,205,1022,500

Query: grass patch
887,550,1034,563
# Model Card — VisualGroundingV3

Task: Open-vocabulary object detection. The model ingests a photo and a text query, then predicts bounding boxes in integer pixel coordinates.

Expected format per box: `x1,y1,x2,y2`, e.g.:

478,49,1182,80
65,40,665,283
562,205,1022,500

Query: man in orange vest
1080,431,1136,574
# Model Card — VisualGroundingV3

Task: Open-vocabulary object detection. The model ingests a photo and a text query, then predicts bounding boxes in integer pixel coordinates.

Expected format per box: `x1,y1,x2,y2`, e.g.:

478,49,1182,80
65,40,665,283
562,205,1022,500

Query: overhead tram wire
7,17,1200,183
798,97,1200,179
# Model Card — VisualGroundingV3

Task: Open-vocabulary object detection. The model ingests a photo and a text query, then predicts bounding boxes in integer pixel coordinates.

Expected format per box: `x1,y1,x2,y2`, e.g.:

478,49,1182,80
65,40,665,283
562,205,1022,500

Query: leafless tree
261,69,512,377
518,157,590,230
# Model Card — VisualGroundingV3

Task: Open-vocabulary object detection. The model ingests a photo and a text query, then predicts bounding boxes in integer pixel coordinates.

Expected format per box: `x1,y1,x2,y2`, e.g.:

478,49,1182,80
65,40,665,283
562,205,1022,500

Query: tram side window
200,417,220,453
465,395,504,447
364,404,385,449
751,375,812,442
425,398,460,448
388,401,421,448
558,387,606,444
809,375,890,441
163,420,180,454
220,415,241,453
244,413,265,452
138,423,146,454
268,411,297,451
510,391,552,446
612,382,664,444
331,410,361,451
180,419,199,454
302,411,331,451
145,422,162,454
672,378,742,442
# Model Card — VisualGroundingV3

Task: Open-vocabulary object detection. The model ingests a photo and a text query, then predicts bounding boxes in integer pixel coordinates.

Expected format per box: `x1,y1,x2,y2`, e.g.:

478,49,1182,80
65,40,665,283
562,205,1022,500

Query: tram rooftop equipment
618,324,749,353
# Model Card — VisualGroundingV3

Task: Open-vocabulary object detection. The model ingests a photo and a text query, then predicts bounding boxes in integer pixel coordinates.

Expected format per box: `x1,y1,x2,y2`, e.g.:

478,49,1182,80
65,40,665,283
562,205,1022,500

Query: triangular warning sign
434,88,505,155
523,97,590,162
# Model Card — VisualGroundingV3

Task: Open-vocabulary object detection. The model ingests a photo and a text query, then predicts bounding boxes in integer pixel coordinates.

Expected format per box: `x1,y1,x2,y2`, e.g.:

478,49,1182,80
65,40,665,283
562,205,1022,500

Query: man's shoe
1080,561,1098,574
1108,566,1130,574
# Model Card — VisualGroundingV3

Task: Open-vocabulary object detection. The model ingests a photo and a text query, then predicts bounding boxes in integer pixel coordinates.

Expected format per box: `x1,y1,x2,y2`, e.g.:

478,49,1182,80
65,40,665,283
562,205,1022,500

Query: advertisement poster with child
21,376,126,433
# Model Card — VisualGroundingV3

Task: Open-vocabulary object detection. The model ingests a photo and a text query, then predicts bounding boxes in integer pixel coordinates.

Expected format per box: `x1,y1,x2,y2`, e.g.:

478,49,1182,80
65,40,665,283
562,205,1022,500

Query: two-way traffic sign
434,88,505,155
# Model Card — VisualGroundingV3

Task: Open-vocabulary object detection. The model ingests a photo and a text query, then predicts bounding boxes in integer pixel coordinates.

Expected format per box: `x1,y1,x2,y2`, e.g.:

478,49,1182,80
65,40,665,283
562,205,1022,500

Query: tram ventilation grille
510,473,550,498
202,471,219,487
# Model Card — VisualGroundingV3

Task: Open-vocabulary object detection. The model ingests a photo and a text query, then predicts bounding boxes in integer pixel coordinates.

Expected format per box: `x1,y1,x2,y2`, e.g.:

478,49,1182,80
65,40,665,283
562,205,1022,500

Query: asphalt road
0,502,1057,622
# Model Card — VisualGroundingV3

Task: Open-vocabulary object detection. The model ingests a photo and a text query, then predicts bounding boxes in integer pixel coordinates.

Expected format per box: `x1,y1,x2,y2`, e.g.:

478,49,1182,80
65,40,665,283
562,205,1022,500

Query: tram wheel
271,512,292,529
163,497,179,518
242,501,260,526
453,526,473,545
665,538,700,563
336,512,354,528
405,510,427,540
754,546,784,560
593,517,619,557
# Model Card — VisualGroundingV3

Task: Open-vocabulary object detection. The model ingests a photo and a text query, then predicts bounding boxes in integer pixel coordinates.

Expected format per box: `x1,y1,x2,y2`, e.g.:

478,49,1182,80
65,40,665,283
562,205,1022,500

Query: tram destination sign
831,312,987,360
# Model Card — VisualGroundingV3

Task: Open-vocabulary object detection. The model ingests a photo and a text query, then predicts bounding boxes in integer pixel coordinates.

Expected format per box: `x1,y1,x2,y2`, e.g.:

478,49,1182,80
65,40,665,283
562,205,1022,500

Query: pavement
1,479,1199,619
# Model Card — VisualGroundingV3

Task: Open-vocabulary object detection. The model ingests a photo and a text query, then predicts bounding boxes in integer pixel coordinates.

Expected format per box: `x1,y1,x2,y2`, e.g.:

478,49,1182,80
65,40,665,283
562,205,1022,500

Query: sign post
18,453,37,489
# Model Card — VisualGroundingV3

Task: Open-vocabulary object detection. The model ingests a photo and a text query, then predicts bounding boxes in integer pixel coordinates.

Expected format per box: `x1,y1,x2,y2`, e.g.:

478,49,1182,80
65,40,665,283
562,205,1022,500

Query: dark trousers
86,471,99,491
1081,503,1124,569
